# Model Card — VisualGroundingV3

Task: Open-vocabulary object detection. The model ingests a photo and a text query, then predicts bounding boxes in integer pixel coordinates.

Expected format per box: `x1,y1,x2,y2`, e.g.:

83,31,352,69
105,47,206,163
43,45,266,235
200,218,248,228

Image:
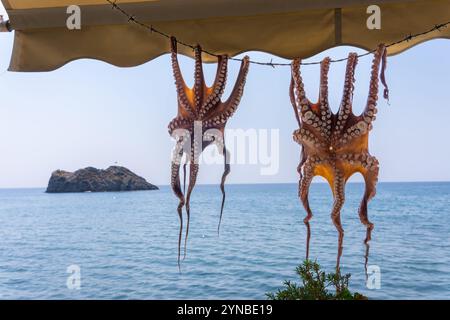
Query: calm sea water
0,183,449,300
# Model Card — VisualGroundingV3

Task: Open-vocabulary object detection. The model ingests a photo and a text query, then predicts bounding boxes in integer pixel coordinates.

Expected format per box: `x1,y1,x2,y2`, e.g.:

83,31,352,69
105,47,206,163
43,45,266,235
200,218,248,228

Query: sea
0,183,449,300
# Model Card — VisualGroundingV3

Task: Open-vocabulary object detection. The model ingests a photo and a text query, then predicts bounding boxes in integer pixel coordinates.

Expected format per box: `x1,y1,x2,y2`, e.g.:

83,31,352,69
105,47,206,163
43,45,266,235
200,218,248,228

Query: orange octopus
168,37,250,267
290,44,389,270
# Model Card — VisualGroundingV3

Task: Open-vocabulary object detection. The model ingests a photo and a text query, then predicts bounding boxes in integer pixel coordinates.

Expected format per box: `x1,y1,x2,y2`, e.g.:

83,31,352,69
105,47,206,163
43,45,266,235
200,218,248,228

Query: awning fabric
2,0,450,72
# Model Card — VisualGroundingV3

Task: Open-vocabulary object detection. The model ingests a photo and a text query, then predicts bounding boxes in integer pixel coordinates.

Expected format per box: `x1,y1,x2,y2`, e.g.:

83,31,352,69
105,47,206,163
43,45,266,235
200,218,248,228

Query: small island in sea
46,166,158,193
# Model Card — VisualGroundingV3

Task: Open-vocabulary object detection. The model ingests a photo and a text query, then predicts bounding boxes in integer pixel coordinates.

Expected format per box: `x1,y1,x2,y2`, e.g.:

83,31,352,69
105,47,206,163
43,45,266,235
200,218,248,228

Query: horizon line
1,180,450,190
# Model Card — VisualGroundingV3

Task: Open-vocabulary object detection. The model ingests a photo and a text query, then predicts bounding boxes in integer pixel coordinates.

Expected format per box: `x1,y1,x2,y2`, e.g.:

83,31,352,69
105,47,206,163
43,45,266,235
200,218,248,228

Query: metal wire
107,0,449,67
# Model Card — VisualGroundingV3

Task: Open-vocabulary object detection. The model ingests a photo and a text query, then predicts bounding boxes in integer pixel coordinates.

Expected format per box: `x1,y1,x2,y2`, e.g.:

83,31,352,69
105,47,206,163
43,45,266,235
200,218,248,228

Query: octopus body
290,44,389,270
168,37,250,266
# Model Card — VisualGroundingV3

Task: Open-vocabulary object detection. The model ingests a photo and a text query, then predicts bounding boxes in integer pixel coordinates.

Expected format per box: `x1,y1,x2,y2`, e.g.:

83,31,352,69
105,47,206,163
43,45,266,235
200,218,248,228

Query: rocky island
46,166,158,193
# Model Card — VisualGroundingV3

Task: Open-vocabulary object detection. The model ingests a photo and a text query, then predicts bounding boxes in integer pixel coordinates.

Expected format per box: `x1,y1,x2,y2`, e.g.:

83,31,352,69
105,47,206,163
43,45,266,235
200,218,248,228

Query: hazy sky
0,7,449,188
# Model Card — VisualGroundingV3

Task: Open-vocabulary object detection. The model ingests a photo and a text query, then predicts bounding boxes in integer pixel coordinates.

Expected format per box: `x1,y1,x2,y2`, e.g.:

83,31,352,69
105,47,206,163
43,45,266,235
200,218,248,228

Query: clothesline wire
107,0,449,67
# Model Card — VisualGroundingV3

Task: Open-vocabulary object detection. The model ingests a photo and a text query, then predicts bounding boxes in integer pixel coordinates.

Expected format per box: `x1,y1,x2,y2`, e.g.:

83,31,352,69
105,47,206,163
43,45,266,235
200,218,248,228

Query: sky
0,7,450,188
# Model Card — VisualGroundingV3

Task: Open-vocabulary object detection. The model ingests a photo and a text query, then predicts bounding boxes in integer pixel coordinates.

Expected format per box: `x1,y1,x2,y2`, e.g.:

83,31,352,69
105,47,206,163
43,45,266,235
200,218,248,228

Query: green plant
267,260,368,300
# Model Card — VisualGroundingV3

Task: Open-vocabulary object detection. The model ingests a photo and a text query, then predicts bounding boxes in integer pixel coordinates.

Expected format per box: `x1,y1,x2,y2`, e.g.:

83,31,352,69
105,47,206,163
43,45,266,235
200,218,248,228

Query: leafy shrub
267,260,367,300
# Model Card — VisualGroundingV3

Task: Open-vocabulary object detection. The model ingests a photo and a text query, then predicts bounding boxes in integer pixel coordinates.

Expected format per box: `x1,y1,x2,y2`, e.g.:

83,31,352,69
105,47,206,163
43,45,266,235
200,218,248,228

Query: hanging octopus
290,44,389,270
168,37,250,267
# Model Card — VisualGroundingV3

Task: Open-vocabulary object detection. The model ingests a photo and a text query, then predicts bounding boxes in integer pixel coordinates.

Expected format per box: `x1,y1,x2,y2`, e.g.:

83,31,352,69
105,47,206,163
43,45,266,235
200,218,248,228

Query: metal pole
0,16,12,32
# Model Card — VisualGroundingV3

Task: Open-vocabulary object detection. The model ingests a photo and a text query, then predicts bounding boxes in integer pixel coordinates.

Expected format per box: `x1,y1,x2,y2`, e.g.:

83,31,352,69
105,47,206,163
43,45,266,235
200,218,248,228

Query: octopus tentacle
171,141,185,269
380,47,389,101
289,76,302,127
193,45,204,113
331,171,346,271
359,156,379,244
292,59,326,131
340,53,358,114
183,162,199,260
168,117,192,135
362,44,386,126
291,59,309,110
360,160,378,276
218,144,231,235
221,56,250,115
170,37,195,118
294,128,327,153
204,56,250,126
333,53,358,142
319,57,331,110
299,160,314,260
200,55,228,119
336,120,370,148
311,57,333,141
291,58,326,134
297,147,307,183
183,161,187,195
318,57,333,139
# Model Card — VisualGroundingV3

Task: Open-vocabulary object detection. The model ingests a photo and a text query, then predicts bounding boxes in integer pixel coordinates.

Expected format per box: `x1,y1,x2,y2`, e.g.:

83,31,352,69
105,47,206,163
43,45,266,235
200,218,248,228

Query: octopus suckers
289,44,389,270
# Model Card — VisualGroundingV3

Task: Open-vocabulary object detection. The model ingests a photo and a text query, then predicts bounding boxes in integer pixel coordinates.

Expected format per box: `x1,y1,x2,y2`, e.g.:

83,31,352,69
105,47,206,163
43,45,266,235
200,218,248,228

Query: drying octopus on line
290,44,389,271
168,37,250,267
